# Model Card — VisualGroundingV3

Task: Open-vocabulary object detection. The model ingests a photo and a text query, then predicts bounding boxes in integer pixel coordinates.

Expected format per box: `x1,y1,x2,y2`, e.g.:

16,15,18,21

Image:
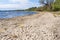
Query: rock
0,12,60,40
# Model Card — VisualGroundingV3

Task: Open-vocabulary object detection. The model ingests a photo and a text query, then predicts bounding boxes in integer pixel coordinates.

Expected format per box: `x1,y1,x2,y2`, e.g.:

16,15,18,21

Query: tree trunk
45,4,52,11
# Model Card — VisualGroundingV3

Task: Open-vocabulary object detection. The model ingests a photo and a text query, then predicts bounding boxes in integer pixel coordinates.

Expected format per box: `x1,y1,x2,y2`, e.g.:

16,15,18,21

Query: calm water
0,11,36,18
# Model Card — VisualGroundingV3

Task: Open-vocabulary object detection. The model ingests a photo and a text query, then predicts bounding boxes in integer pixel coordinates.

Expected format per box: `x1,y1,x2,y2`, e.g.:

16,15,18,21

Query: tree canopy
53,0,60,11
40,0,55,5
39,0,56,11
25,0,60,11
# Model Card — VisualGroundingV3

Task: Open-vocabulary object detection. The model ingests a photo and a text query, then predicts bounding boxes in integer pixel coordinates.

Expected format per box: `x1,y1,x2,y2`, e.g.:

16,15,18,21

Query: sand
0,12,60,40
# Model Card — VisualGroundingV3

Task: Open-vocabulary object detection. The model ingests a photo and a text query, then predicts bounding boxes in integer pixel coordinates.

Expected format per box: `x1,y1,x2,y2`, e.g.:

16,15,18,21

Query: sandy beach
0,12,60,40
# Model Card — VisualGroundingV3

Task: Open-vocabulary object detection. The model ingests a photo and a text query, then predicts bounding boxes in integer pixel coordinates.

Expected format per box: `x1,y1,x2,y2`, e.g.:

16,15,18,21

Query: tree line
25,0,60,11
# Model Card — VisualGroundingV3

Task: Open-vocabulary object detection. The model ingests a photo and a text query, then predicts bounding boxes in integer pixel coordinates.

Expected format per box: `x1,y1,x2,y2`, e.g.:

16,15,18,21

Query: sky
0,0,40,10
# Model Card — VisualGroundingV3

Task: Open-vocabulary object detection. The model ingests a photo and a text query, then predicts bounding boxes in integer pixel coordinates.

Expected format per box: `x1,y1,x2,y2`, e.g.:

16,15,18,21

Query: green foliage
39,0,60,11
52,0,60,11
25,7,37,11
25,0,60,11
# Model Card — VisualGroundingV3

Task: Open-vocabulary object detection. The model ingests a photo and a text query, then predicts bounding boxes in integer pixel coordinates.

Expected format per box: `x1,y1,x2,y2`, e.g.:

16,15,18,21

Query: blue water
0,11,36,18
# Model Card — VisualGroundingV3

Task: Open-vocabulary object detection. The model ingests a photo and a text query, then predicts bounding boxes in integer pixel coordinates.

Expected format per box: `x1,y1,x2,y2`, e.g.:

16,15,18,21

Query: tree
25,7,37,11
40,0,56,10
53,0,60,11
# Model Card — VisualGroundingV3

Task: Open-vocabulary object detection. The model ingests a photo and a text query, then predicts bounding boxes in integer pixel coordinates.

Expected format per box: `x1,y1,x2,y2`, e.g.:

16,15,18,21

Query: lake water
0,11,36,18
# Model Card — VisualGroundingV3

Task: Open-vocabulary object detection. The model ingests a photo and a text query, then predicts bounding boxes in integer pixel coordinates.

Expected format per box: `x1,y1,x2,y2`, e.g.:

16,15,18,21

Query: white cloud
9,0,29,3
0,0,39,10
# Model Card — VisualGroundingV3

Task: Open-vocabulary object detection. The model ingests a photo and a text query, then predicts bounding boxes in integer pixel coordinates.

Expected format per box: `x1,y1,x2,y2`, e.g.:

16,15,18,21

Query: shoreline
0,12,60,40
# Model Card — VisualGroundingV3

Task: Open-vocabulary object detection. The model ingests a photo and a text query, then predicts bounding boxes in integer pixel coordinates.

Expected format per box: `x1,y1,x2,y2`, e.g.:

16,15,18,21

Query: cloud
9,0,29,3
0,0,39,10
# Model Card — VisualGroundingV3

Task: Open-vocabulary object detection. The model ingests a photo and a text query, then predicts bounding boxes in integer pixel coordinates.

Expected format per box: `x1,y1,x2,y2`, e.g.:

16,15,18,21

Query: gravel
0,12,60,40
